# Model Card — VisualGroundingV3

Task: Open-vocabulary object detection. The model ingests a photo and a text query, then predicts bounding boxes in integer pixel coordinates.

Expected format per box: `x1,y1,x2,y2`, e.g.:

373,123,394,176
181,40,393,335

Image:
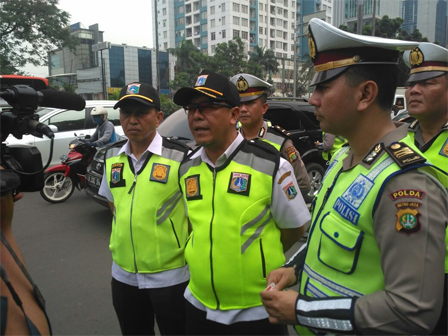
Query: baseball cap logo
195,75,208,86
126,83,141,95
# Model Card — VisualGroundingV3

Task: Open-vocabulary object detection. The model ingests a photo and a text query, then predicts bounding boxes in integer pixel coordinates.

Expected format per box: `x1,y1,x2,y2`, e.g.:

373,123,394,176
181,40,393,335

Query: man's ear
156,110,165,126
357,80,378,111
230,106,241,125
261,101,269,116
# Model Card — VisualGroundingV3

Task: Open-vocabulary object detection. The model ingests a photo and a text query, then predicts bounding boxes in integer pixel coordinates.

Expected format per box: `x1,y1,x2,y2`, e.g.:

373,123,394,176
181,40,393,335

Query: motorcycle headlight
69,143,76,150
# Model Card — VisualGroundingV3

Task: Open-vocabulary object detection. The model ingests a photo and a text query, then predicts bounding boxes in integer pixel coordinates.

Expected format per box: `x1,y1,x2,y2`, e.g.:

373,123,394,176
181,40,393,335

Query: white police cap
403,43,448,82
230,73,272,102
308,18,418,85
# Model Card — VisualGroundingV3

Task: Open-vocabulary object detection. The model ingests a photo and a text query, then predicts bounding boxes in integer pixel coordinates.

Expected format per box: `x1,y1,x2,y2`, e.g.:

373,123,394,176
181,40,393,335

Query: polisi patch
282,181,297,200
150,163,170,183
389,189,425,200
185,175,202,200
228,172,251,196
341,174,374,210
333,197,360,225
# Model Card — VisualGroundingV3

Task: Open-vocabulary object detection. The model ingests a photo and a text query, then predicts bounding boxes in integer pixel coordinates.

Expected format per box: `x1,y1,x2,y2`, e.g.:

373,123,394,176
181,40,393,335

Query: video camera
0,75,86,193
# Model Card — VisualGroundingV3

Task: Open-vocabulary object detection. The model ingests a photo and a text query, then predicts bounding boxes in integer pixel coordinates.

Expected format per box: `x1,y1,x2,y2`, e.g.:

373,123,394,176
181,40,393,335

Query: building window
233,16,240,25
242,5,248,13
233,2,239,11
163,31,167,38
242,18,248,27
242,31,248,39
221,16,226,25
211,19,215,27
164,42,168,49
202,36,207,44
222,29,226,38
163,19,167,27
259,3,263,11
201,23,207,32
233,29,239,38
201,11,207,19
210,5,215,14
222,3,225,11
162,8,166,15
259,27,263,34
211,45,216,53
211,32,216,40
178,5,184,13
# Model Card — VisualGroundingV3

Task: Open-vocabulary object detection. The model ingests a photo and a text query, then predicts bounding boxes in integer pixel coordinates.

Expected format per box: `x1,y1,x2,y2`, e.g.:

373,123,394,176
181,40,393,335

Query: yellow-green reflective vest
295,136,446,335
179,140,285,310
408,123,448,272
105,139,189,273
322,132,346,161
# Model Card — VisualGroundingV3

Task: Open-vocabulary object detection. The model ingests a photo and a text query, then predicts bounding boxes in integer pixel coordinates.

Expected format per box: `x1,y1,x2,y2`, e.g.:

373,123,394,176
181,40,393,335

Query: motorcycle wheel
40,171,75,203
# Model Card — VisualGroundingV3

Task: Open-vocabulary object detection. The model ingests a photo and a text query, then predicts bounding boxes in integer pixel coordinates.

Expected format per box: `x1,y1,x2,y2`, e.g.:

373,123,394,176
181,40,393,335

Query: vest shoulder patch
385,142,426,168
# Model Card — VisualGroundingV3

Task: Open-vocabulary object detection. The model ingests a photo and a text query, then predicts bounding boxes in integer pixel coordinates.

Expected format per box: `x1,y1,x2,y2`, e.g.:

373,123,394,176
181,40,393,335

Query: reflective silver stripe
157,191,182,217
304,264,363,297
367,157,394,180
265,133,284,147
241,205,269,235
233,151,276,176
297,316,353,332
241,213,272,254
162,147,186,162
156,192,181,225
285,242,307,265
297,297,351,311
105,147,121,160
179,156,202,177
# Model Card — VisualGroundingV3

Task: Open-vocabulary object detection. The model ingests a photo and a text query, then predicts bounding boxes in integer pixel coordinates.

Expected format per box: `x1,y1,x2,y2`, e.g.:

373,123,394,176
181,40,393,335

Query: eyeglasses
183,102,233,116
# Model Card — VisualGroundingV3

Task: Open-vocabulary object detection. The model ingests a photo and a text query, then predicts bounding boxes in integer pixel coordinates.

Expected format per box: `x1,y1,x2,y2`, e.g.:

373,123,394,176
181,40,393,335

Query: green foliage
169,72,191,91
0,0,79,74
109,91,121,101
160,94,179,118
206,37,247,77
248,45,280,80
168,40,204,86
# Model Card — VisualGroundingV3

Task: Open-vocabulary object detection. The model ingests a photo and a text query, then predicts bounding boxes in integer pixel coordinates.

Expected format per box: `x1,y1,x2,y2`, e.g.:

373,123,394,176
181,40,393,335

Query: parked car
4,100,124,167
86,98,326,207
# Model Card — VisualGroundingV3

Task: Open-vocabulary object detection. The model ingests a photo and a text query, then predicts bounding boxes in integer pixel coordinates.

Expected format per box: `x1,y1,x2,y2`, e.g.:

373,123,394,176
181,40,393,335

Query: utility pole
293,20,298,97
357,0,364,35
100,49,107,99
371,0,377,36
154,0,160,94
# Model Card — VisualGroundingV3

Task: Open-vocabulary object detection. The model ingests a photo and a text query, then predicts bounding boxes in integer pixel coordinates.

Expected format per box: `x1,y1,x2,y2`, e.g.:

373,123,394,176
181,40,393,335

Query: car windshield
158,108,193,141
37,107,57,118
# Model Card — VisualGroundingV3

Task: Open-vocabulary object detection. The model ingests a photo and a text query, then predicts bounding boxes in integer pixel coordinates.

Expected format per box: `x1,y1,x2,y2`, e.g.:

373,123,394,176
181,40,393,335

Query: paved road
11,189,304,335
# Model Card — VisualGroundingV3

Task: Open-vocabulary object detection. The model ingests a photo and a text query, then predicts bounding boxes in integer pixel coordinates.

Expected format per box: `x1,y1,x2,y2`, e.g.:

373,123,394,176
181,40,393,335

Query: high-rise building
156,0,334,93
48,23,173,99
344,0,402,30
403,0,447,47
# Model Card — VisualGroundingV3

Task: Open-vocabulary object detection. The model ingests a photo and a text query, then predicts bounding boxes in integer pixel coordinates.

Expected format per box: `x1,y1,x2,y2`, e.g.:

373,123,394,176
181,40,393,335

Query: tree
295,58,314,98
206,37,247,78
168,40,204,86
0,0,79,74
248,45,279,80
160,94,179,117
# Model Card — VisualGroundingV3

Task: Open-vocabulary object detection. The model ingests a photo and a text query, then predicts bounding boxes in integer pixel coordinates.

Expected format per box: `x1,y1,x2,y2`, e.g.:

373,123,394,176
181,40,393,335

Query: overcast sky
21,0,154,77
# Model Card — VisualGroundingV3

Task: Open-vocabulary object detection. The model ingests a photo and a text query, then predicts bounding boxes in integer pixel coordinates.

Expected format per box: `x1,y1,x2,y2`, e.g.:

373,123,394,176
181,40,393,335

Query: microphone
37,90,86,111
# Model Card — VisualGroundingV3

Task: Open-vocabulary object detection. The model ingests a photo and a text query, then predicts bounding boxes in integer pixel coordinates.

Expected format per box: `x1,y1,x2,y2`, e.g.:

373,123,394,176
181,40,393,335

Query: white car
4,100,124,167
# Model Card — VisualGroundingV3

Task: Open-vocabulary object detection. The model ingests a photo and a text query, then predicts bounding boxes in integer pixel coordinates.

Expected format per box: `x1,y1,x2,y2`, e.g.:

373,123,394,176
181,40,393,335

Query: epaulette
245,138,280,157
267,124,291,138
385,142,426,169
104,138,127,160
407,118,418,130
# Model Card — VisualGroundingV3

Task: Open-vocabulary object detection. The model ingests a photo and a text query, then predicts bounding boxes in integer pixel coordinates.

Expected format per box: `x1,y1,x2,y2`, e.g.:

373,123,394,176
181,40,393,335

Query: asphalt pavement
11,189,304,335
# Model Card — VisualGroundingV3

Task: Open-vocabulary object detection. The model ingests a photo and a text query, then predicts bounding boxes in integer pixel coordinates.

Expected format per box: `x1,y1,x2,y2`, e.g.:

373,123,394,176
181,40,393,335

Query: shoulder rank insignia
385,142,426,168
363,143,383,164
408,119,419,130
258,126,266,138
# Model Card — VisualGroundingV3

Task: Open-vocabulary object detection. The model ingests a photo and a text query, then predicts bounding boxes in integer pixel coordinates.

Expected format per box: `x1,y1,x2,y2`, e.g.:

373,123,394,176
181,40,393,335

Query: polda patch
395,202,421,236
389,189,425,201
285,146,298,163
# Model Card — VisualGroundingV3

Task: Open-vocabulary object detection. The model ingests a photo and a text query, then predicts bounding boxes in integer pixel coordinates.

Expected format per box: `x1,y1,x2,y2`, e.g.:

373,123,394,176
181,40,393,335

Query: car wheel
303,162,325,203
40,171,75,203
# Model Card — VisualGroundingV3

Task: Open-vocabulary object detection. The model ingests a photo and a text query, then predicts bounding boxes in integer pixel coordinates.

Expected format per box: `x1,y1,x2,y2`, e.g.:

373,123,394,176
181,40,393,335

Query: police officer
98,83,190,335
403,42,448,335
260,18,447,335
314,132,346,162
230,73,311,199
173,70,310,335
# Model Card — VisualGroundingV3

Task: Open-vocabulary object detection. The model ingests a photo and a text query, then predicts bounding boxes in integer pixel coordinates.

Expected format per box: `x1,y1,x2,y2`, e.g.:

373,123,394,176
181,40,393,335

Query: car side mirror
48,125,58,133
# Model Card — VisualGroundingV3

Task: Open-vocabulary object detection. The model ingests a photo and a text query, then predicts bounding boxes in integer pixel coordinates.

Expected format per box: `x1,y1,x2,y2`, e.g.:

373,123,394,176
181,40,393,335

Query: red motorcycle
40,136,96,203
